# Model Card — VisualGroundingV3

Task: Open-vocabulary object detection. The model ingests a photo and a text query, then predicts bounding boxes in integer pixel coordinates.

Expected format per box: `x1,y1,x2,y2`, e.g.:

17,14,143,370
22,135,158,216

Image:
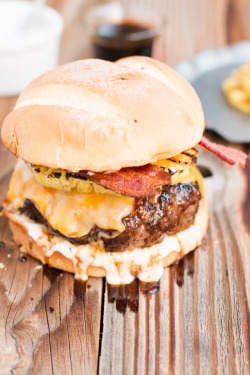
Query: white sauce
9,160,134,238
27,223,44,241
5,178,207,284
7,209,185,284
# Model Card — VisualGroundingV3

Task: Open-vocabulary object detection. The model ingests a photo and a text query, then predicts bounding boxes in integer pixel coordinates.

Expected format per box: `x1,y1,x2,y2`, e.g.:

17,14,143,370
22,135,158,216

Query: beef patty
19,182,201,252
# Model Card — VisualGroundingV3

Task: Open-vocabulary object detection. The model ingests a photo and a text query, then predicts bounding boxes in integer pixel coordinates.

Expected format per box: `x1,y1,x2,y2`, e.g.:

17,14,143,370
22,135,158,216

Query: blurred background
0,0,249,139
1,0,250,93
53,0,250,66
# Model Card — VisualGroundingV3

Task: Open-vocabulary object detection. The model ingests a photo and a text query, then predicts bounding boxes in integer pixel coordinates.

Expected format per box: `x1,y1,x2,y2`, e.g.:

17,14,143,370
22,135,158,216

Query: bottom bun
4,195,208,284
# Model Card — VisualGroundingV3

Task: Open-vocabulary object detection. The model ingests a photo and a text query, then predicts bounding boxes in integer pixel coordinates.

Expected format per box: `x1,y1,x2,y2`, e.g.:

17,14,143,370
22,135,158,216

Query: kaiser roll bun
1,57,204,172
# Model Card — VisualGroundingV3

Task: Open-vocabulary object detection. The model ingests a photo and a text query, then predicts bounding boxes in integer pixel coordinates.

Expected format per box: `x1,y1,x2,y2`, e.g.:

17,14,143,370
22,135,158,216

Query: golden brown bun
1,57,204,172
5,195,208,279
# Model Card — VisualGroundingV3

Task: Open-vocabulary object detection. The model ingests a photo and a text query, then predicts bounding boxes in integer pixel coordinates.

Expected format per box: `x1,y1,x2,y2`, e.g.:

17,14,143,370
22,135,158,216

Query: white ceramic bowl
0,1,64,96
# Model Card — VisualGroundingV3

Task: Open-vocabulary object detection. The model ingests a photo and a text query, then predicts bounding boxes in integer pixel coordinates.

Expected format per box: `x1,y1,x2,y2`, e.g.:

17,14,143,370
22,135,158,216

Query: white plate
175,41,250,143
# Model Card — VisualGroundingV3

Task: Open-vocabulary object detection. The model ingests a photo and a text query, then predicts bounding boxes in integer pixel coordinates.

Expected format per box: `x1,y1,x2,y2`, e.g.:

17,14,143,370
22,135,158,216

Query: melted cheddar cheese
6,159,203,240
6,160,134,238
156,161,204,193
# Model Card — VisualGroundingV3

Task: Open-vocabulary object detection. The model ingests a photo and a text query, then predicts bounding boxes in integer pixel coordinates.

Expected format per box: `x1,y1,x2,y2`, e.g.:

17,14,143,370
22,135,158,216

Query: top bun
1,56,204,172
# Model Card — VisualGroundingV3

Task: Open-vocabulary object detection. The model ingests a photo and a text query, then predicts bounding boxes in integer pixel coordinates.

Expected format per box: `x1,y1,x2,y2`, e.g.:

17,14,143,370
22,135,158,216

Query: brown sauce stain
43,265,61,284
128,279,139,312
242,155,250,234
116,284,128,313
171,251,195,287
107,252,195,314
133,304,139,375
122,312,127,375
107,283,128,314
185,251,195,277
74,279,86,301
172,258,185,287
154,289,160,375
107,279,160,313
168,269,175,375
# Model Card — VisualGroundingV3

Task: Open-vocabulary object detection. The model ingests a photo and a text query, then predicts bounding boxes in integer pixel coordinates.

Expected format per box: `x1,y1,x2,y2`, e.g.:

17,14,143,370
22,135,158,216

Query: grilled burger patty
19,182,201,252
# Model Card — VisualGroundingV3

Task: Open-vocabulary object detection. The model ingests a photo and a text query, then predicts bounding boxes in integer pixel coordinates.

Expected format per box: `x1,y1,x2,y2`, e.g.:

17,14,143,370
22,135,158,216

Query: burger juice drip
107,254,195,313
107,279,160,313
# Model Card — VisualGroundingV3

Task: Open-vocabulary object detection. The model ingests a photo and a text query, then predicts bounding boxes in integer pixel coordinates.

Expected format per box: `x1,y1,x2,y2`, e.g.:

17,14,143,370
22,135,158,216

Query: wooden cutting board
0,95,249,374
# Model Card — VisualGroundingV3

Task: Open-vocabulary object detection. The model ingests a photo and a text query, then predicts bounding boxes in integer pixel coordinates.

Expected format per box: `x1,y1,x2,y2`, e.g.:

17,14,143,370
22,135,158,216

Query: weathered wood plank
98,149,250,375
0,228,103,375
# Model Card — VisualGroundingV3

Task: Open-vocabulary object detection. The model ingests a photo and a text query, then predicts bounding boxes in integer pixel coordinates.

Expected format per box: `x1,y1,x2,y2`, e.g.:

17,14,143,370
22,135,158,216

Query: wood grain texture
0,0,250,374
98,150,250,375
0,238,103,375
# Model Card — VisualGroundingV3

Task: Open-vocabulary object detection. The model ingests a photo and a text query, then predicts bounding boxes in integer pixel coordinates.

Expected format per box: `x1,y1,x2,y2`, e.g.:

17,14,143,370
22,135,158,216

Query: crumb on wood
7,254,11,258
0,263,4,269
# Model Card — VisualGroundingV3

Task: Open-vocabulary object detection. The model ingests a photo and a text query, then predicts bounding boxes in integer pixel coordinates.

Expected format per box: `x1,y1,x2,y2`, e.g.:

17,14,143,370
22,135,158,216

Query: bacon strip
79,164,171,198
78,136,247,197
199,136,247,167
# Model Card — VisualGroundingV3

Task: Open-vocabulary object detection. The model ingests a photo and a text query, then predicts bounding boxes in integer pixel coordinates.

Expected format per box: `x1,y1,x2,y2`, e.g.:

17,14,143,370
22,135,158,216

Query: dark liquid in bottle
93,21,155,61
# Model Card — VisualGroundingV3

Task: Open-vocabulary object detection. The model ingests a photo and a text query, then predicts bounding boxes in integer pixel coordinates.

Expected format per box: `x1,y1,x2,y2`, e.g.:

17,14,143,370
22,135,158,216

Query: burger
1,56,246,285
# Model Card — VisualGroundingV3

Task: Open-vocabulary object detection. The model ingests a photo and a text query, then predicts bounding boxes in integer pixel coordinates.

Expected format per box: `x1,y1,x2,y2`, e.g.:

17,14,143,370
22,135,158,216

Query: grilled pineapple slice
154,148,203,192
30,148,201,194
30,166,117,195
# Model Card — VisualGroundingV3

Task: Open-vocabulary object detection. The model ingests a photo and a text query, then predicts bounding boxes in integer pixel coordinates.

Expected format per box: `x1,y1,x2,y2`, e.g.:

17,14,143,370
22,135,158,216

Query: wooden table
0,1,249,374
